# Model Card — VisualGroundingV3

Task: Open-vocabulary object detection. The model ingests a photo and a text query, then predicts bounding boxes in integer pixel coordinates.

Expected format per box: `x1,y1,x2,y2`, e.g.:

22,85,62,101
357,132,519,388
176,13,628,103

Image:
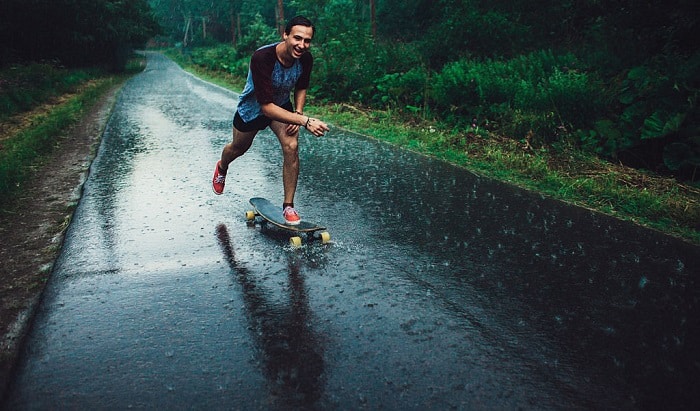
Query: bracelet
305,117,311,128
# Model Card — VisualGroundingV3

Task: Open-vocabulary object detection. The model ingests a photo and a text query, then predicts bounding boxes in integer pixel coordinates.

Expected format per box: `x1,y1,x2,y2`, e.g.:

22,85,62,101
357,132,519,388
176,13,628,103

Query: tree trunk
276,0,285,36
183,16,191,47
230,11,236,45
370,0,376,38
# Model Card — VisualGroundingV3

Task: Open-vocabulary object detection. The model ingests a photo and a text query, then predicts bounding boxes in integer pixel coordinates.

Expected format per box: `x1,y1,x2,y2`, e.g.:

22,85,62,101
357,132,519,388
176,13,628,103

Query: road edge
0,83,124,401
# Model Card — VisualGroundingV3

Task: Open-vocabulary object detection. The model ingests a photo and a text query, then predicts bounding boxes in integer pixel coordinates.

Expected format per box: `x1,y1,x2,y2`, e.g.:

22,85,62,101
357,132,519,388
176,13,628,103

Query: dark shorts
233,101,294,132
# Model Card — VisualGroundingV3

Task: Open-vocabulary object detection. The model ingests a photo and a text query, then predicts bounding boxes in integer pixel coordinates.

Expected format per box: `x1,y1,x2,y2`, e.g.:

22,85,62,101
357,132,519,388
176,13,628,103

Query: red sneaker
283,206,301,225
212,161,226,195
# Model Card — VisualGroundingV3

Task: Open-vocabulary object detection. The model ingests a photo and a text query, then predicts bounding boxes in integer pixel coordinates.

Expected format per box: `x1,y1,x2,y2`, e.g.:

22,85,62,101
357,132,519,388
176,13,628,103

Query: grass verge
0,58,144,202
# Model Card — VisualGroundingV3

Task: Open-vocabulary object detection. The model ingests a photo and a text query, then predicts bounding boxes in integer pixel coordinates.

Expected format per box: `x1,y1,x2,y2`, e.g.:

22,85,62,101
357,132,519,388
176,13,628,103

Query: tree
1,0,159,70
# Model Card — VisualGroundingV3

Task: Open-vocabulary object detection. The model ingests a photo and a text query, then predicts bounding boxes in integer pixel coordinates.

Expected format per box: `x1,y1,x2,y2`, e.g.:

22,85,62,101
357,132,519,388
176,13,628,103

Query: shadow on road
216,224,326,407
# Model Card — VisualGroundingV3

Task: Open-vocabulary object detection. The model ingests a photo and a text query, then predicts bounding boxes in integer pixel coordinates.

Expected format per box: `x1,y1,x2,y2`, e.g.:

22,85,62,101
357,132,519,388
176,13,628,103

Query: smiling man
212,15,329,225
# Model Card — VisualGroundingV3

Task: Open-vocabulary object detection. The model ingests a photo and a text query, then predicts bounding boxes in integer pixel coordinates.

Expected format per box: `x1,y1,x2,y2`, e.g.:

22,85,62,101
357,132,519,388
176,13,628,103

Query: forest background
1,0,699,242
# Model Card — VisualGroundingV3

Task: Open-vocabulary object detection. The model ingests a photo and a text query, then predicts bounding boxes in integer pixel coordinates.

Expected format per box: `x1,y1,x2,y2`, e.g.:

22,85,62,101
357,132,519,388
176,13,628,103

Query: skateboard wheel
290,236,302,248
245,210,256,221
319,231,331,244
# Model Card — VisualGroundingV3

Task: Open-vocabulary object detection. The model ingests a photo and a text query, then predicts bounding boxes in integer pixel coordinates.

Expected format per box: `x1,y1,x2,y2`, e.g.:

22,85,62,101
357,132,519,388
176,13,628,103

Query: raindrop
601,326,616,335
638,276,649,289
676,259,685,273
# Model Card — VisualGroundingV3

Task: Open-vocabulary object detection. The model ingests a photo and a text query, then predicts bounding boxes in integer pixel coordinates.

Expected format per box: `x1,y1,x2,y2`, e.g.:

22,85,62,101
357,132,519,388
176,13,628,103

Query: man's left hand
286,123,300,135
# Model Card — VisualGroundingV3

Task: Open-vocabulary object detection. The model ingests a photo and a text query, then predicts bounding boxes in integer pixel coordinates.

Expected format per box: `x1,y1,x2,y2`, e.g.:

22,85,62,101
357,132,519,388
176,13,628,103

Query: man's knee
279,139,298,161
282,138,298,153
274,129,299,154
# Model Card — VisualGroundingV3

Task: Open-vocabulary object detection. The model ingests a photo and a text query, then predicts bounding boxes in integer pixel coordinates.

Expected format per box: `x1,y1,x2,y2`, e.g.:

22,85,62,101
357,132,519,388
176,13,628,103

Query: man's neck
275,42,294,67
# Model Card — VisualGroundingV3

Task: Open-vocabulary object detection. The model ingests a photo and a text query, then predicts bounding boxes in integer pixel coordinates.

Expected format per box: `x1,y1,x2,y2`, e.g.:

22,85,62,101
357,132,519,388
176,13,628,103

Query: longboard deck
249,197,325,233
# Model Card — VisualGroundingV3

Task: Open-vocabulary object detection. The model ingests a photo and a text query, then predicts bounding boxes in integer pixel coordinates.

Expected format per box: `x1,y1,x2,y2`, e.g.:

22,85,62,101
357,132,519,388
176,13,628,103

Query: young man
212,15,329,225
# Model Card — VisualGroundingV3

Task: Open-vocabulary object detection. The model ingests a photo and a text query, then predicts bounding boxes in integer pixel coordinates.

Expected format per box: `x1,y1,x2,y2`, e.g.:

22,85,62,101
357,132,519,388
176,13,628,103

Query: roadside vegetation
0,60,145,202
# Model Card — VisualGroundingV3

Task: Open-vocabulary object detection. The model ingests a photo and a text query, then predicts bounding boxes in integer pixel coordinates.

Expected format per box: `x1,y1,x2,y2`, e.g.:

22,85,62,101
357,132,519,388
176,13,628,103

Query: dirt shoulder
0,85,122,397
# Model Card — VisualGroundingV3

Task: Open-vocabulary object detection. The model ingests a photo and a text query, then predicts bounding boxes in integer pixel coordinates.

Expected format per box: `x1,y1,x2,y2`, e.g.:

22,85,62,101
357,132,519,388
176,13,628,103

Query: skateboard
246,197,331,247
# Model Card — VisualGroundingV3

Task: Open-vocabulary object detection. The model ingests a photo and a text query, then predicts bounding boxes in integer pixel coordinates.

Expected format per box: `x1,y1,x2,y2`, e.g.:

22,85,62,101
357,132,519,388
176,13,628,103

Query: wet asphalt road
4,52,700,410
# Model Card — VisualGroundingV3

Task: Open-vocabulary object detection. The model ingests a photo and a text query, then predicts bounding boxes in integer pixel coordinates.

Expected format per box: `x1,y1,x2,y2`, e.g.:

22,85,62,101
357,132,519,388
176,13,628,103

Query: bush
190,44,249,77
236,13,279,58
431,51,600,141
312,29,385,103
578,52,700,179
374,66,430,114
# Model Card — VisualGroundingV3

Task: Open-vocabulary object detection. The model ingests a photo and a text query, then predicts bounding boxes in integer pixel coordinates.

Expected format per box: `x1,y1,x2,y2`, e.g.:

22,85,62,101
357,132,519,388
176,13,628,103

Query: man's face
283,25,313,59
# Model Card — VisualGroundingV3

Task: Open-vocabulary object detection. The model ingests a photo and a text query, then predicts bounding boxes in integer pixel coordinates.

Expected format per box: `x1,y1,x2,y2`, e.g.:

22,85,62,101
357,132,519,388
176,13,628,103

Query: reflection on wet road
216,224,325,405
4,52,699,409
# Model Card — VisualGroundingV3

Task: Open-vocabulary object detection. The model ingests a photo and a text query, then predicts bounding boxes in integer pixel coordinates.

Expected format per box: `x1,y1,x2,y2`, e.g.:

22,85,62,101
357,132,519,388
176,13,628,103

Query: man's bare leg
220,128,258,173
270,120,300,206
213,127,258,195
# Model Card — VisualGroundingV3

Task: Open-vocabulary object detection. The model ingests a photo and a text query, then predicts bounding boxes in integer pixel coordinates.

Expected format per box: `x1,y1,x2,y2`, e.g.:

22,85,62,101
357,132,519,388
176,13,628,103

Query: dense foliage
0,0,159,71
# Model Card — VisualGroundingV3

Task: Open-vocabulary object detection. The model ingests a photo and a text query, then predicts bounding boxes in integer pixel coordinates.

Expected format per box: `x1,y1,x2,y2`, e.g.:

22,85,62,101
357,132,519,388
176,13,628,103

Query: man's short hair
285,16,315,37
